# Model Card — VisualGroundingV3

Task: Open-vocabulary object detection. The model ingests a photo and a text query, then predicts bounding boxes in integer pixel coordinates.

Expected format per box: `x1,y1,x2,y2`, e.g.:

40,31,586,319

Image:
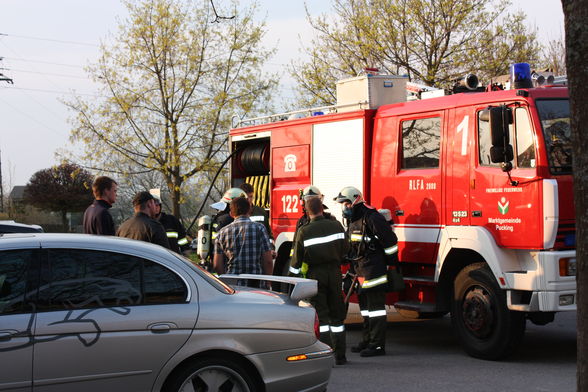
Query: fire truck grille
554,222,575,250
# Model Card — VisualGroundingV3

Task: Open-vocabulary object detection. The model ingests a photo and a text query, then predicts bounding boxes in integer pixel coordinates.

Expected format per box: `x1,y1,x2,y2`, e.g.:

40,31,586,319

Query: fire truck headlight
559,294,574,306
559,257,577,277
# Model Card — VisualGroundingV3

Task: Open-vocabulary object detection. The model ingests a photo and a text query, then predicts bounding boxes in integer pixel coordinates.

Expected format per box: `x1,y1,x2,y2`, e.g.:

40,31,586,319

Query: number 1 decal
457,115,469,156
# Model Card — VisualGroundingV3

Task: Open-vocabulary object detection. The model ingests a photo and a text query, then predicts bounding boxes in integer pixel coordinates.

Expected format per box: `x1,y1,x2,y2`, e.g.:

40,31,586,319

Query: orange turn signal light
287,354,308,362
559,258,577,276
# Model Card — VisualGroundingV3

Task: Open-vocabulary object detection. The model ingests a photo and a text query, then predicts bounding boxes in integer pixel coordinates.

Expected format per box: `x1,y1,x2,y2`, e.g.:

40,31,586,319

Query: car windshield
536,99,572,174
174,254,235,294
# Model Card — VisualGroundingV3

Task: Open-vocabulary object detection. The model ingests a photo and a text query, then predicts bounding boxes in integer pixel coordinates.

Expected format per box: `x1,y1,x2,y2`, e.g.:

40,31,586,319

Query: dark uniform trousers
307,263,347,356
348,202,398,351
358,289,387,349
290,215,348,361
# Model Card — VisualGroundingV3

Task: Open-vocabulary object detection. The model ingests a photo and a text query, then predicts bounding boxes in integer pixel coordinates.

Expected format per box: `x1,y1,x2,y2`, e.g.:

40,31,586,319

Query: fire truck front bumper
503,250,576,312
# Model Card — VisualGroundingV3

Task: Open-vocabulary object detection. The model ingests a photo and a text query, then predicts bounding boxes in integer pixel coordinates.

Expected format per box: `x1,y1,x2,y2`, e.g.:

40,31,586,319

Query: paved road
330,307,577,392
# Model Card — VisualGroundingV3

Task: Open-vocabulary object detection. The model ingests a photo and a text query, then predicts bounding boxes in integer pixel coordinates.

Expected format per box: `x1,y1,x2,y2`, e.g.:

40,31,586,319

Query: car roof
0,220,43,233
0,233,173,257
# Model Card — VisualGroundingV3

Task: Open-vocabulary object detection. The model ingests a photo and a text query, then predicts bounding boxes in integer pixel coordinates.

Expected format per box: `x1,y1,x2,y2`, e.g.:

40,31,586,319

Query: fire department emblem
284,154,297,172
498,197,509,215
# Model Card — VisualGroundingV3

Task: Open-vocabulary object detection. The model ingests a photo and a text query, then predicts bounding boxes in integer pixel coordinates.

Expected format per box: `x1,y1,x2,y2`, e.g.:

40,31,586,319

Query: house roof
9,185,26,200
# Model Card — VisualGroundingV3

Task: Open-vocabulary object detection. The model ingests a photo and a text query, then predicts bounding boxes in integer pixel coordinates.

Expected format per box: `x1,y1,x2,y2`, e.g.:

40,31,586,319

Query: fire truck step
402,275,436,285
393,301,438,313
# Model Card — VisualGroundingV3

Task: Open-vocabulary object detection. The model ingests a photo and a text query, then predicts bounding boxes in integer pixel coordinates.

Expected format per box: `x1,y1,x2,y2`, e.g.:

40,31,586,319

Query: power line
1,56,85,69
0,32,99,48
0,95,67,137
4,68,89,80
1,85,103,98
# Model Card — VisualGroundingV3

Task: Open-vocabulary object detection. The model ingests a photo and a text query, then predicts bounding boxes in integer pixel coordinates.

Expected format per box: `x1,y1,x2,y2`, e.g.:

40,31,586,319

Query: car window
173,253,234,294
38,249,188,311
0,249,36,315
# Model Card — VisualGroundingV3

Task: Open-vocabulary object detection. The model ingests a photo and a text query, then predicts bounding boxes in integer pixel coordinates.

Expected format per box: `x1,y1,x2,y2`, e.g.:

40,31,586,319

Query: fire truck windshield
536,99,571,174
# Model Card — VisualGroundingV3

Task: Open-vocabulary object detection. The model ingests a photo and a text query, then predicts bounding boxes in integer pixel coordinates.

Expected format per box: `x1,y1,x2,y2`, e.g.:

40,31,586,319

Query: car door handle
148,323,176,334
0,330,18,341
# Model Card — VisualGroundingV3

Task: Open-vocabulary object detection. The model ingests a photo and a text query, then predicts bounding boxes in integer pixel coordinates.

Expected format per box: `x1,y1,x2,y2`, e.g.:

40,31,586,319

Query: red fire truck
222,65,575,359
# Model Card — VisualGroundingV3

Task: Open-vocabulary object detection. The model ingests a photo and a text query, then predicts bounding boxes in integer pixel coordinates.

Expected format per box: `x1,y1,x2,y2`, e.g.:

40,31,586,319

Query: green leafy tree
561,1,588,389
292,0,541,106
23,164,94,231
66,0,276,218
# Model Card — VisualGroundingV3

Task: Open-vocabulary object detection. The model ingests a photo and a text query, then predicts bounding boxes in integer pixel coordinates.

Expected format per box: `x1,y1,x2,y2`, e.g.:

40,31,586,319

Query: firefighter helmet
211,188,247,211
221,187,247,203
301,185,322,201
333,186,364,206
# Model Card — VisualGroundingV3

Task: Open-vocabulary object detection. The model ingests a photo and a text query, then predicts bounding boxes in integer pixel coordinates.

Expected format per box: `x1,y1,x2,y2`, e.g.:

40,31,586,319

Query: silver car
0,233,332,392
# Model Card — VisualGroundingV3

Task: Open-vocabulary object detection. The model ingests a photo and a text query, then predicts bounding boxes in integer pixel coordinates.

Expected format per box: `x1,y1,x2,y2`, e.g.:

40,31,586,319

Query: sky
0,0,565,189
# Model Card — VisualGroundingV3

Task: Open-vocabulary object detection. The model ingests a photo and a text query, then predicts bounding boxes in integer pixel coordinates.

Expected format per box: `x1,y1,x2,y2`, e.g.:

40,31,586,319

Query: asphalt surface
329,307,577,392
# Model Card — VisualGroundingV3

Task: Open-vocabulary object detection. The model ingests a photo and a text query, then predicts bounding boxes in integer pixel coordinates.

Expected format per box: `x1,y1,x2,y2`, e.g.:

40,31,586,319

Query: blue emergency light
510,63,533,89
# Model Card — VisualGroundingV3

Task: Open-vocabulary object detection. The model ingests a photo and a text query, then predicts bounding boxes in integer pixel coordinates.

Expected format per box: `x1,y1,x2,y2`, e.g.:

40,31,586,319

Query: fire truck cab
226,67,575,359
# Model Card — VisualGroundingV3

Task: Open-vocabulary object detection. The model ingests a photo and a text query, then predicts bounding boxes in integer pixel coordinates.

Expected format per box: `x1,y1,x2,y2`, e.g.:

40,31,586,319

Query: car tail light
314,311,320,339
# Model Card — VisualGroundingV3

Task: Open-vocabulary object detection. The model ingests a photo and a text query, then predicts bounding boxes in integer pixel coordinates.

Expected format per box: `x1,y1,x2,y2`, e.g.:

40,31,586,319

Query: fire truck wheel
451,262,526,360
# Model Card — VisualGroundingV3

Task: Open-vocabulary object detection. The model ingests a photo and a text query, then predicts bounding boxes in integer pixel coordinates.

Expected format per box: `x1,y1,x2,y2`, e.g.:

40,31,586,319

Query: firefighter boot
359,345,386,357
332,329,347,365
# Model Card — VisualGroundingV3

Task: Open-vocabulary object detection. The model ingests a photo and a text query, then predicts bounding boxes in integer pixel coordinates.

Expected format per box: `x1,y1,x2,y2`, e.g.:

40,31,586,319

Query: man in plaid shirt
213,197,273,284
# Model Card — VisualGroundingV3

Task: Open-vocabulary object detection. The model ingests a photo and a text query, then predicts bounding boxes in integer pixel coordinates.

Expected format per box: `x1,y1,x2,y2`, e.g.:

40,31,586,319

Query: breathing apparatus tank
197,215,212,261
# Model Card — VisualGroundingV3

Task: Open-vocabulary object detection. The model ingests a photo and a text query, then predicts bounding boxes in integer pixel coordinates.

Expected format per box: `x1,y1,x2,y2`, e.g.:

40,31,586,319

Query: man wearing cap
213,197,273,286
153,198,189,254
116,191,171,249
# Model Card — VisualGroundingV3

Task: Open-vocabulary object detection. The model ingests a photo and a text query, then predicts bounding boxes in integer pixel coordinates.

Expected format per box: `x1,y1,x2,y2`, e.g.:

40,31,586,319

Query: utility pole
0,148,3,213
0,57,13,213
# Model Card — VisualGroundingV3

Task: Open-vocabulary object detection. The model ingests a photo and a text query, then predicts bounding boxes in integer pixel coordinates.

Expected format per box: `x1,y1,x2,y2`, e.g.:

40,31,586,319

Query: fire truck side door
447,108,473,226
394,112,443,264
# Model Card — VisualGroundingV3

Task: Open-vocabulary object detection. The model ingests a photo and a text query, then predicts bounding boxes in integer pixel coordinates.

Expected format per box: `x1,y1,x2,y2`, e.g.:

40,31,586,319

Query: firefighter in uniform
154,198,189,254
289,197,349,365
289,185,338,262
334,186,398,357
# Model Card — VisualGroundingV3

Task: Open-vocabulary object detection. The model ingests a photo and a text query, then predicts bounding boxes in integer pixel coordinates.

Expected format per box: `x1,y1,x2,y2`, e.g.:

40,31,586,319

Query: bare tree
66,0,276,218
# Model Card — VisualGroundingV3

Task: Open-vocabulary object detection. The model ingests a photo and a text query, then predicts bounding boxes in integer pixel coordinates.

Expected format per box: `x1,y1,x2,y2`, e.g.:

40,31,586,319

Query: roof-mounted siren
452,73,479,93
510,63,533,89
532,71,555,87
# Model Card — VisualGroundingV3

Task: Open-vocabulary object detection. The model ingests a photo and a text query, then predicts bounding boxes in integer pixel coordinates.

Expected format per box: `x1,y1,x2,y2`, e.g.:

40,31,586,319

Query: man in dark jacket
83,176,118,235
290,197,349,365
154,198,189,254
116,191,170,249
334,186,398,357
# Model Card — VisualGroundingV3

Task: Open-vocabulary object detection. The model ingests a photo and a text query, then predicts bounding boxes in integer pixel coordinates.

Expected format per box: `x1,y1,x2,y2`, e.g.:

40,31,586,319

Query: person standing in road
154,197,189,254
213,197,273,286
116,191,170,249
83,176,118,235
334,186,398,357
290,197,349,365
209,188,248,247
